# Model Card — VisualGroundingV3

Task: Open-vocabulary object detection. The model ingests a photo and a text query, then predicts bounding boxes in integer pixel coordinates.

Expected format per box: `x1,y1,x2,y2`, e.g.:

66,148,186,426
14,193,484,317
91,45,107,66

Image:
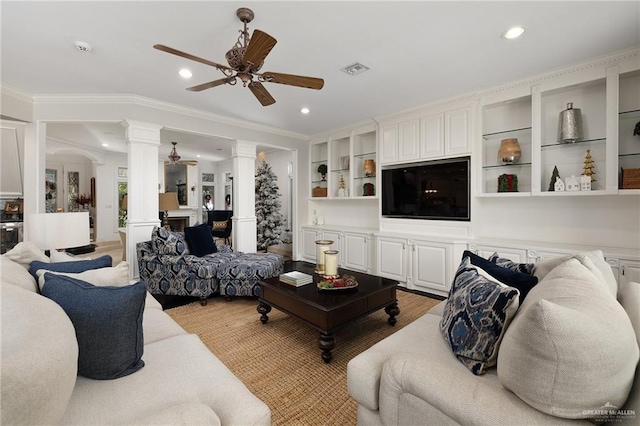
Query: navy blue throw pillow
29,254,113,281
40,273,146,380
462,250,537,302
184,223,217,257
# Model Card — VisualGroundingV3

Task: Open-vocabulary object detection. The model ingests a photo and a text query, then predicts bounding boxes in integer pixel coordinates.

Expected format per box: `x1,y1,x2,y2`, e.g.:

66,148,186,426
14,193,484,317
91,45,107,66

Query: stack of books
279,271,313,287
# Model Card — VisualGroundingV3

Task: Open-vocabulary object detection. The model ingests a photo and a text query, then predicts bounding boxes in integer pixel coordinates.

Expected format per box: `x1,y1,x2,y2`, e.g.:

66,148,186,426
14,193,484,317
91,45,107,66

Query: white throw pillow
37,261,130,291
498,258,639,419
533,250,617,297
0,256,38,292
49,250,91,263
2,241,49,269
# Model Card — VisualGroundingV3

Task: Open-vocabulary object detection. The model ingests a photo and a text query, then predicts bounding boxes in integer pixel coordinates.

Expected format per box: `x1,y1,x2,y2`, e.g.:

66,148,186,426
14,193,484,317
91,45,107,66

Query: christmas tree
548,166,561,191
255,153,284,250
582,149,597,182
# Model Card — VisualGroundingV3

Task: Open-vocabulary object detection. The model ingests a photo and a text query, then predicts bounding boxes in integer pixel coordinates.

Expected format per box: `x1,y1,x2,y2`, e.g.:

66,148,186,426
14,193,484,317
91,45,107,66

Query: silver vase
558,102,583,143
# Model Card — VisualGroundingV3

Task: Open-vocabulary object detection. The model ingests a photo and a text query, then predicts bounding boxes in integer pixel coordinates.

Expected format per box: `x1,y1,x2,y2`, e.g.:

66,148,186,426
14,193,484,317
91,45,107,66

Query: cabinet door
379,124,399,164
399,119,420,162
620,260,640,287
412,241,450,293
445,107,472,155
472,245,528,263
301,228,319,262
343,233,369,272
322,230,343,265
376,237,407,281
420,114,444,159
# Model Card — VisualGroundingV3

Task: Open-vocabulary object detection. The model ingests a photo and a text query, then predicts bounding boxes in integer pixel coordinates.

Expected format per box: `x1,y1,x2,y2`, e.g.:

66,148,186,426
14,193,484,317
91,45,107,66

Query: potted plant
317,164,328,181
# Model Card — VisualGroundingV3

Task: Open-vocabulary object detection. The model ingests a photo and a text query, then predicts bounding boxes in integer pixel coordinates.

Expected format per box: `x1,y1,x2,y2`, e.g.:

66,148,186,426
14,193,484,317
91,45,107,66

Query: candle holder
314,240,334,274
323,250,339,278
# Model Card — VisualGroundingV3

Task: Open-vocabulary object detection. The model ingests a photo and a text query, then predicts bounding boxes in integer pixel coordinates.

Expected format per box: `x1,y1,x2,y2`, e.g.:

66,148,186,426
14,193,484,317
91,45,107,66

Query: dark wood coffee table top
257,261,399,363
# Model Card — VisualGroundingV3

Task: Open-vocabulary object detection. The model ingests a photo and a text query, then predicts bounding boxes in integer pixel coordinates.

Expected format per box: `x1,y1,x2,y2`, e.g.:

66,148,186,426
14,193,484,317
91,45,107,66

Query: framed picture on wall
4,200,23,214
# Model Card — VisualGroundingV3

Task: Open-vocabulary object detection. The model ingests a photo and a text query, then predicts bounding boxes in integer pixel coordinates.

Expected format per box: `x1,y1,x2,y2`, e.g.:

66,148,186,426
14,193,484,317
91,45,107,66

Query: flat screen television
381,157,470,221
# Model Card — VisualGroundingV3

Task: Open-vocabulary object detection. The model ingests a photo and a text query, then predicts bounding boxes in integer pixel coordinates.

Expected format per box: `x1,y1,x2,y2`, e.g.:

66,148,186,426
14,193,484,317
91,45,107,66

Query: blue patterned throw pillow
440,257,520,375
151,226,190,255
488,252,535,275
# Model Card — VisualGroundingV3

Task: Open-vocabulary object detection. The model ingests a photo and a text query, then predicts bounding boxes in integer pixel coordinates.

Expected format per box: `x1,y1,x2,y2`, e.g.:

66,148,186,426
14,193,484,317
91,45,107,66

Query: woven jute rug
167,289,440,426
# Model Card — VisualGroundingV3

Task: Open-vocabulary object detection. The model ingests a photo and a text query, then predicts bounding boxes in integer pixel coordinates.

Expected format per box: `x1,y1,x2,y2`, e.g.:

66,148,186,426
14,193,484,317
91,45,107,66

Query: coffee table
257,261,399,363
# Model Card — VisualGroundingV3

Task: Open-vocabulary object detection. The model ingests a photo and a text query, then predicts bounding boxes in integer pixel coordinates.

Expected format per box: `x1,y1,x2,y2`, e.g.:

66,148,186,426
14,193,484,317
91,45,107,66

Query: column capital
121,120,163,146
232,140,258,158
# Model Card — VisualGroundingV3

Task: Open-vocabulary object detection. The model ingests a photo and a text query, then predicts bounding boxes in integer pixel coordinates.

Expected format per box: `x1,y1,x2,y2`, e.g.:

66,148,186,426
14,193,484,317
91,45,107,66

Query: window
201,173,215,223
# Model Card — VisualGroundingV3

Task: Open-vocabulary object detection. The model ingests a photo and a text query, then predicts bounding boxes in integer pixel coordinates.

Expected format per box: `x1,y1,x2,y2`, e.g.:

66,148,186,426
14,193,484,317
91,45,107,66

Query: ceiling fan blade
186,77,235,92
153,44,232,71
242,30,277,70
248,82,276,106
261,72,324,90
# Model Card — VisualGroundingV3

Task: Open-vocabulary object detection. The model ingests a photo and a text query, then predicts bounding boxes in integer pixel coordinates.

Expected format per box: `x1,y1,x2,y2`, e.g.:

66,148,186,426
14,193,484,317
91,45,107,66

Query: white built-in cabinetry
376,234,467,297
479,62,640,196
300,226,373,273
379,105,473,165
310,123,377,199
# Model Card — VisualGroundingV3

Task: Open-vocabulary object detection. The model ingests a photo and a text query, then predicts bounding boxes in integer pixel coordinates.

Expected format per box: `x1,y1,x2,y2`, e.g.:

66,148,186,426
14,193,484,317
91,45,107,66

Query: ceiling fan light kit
153,7,324,106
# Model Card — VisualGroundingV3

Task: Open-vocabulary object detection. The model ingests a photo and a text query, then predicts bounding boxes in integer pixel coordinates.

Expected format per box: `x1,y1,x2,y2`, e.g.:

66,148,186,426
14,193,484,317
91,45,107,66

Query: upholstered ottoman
217,253,285,297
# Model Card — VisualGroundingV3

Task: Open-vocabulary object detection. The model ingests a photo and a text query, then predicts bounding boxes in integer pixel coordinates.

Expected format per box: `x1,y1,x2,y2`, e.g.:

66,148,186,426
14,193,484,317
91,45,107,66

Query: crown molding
31,93,308,140
0,85,33,103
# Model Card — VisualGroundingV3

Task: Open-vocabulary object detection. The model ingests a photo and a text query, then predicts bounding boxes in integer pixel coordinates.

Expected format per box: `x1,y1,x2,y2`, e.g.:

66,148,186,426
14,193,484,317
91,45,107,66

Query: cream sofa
1,248,271,425
348,251,639,425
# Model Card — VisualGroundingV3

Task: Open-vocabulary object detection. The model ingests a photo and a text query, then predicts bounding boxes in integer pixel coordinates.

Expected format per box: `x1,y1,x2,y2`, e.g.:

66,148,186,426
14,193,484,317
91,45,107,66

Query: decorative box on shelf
312,187,327,197
621,168,640,189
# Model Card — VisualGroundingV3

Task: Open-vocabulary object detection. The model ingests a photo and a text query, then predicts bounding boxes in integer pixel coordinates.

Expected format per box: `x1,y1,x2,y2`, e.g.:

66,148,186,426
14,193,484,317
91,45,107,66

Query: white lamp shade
28,212,90,250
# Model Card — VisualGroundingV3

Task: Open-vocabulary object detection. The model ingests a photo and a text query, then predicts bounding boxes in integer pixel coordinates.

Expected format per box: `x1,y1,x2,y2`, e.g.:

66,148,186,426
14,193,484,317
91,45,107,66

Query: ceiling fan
166,142,197,166
153,7,324,106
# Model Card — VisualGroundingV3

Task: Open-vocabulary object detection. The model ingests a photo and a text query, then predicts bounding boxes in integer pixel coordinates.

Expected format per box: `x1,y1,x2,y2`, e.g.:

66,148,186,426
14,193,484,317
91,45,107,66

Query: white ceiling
2,1,639,161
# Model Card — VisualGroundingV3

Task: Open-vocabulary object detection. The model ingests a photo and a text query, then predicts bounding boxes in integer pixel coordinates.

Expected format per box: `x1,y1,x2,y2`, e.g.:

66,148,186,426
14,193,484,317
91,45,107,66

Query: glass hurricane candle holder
315,240,334,274
323,250,339,278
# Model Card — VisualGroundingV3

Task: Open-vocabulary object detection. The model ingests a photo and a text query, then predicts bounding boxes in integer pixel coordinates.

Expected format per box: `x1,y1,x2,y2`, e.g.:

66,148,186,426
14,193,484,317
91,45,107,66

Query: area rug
167,289,440,426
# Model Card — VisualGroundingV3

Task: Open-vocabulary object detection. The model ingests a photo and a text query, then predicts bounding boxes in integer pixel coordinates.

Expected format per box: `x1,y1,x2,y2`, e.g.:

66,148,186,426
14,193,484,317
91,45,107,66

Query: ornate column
231,140,258,253
121,120,163,279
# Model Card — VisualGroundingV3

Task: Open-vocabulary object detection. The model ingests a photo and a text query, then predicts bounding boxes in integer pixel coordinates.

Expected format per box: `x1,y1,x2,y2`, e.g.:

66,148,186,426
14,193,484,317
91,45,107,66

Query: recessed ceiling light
74,41,92,53
502,27,525,39
179,68,193,79
102,143,108,147
300,107,310,114
196,154,201,158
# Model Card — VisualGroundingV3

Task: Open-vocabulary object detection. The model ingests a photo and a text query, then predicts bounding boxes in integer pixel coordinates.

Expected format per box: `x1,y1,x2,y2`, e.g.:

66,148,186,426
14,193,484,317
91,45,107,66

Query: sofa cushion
29,254,112,280
49,250,91,262
41,274,146,380
463,250,537,302
617,280,640,416
498,259,639,419
131,403,221,426
3,241,49,269
151,226,190,255
0,255,38,292
488,252,535,275
36,260,129,291
143,308,188,344
533,250,617,297
440,257,520,375
184,223,217,257
62,334,271,425
0,283,78,425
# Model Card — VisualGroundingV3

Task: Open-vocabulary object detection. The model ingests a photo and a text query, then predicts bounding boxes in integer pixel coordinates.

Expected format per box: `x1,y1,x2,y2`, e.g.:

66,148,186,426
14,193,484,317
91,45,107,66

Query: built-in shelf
482,127,532,139
619,109,640,119
482,162,532,170
354,175,376,180
354,151,376,158
541,137,606,149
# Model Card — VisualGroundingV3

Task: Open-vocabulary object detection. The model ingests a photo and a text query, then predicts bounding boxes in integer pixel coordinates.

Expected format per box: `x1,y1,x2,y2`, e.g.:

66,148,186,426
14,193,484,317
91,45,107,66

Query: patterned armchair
137,227,284,305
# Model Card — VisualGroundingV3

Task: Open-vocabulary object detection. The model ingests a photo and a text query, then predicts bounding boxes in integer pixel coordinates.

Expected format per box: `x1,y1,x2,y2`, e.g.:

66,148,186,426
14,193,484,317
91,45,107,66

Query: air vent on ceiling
74,41,92,53
341,62,370,76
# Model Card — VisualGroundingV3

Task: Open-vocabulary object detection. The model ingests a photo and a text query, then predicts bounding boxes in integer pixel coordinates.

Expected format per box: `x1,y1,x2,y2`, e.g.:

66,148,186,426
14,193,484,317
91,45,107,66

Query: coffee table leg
318,332,335,363
257,302,272,324
385,302,400,326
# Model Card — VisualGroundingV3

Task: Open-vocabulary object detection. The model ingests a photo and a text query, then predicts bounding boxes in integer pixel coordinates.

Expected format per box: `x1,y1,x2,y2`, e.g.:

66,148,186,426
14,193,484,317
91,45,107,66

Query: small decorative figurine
554,176,565,192
565,175,581,191
580,175,591,191
581,149,597,183
337,174,348,197
317,164,327,181
548,166,561,191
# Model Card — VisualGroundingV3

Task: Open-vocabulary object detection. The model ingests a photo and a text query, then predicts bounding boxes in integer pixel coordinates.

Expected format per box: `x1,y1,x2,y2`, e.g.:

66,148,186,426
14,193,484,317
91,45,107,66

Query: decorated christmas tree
548,166,561,191
582,149,597,182
255,152,284,250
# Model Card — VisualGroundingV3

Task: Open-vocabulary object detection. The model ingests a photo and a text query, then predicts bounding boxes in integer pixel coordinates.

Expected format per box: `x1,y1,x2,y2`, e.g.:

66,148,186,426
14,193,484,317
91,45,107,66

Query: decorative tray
317,275,358,292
